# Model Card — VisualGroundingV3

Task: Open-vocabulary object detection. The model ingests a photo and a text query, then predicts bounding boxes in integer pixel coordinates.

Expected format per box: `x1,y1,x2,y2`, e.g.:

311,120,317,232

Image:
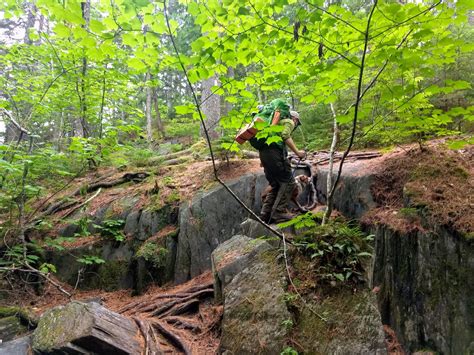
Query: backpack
235,98,291,145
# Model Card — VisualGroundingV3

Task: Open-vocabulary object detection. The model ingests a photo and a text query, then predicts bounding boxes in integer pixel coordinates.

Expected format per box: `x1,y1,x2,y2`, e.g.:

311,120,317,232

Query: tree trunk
78,0,91,138
145,72,153,143
322,103,339,225
23,2,36,45
153,88,165,137
98,69,106,139
200,75,221,140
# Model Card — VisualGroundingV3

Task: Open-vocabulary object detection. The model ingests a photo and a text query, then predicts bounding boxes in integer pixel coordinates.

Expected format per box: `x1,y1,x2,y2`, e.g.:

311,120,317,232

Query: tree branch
326,0,378,205
163,0,292,244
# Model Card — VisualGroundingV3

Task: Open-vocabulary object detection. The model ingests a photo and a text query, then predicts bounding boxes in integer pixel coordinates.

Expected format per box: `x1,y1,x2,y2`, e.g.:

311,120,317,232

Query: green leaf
266,136,282,144
175,105,195,115
54,23,70,37
127,57,147,71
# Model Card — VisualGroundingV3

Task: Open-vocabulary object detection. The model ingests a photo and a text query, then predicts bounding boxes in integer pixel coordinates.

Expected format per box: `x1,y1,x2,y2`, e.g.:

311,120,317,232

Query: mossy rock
0,306,37,342
83,259,132,291
292,288,386,354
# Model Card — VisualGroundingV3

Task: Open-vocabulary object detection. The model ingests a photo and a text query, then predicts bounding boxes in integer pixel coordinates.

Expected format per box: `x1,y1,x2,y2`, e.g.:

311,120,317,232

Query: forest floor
2,141,472,353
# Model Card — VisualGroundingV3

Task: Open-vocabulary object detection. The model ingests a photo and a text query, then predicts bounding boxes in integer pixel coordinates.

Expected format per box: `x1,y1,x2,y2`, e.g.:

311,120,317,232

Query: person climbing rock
248,99,305,223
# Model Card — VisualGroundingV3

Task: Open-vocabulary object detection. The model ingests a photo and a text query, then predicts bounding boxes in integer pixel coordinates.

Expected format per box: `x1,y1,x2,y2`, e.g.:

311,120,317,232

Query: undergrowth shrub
136,242,169,268
279,213,373,284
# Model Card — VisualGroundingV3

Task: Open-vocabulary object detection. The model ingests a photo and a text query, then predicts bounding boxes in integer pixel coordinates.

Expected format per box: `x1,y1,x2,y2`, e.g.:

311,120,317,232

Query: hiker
249,101,305,223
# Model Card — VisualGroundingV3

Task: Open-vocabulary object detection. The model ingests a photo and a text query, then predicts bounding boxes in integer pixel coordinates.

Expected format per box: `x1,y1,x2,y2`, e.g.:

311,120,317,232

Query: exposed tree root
165,316,201,333
120,278,218,354
118,281,213,314
152,320,192,355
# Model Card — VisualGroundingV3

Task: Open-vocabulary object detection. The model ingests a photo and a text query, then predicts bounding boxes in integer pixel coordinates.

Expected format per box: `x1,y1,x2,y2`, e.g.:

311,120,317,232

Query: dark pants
259,147,295,219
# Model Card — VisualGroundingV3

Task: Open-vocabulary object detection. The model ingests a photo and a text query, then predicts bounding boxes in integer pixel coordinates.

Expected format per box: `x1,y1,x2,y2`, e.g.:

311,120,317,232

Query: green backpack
249,98,291,150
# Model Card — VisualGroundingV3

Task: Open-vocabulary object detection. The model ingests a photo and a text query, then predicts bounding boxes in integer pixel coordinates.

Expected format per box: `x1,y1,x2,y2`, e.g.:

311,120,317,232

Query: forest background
0,0,473,274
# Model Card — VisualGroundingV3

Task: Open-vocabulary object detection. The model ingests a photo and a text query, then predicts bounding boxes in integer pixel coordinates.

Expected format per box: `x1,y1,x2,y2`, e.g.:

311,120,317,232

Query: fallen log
32,301,141,355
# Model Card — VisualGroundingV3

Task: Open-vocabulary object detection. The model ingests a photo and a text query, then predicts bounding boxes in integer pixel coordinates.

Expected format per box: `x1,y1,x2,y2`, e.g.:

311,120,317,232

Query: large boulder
213,235,290,354
32,301,141,354
0,335,32,355
211,234,272,303
174,173,267,283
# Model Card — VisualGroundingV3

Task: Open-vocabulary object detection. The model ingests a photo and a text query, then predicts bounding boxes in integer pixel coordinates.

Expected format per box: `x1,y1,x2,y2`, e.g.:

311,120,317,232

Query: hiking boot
259,212,271,223
271,211,295,223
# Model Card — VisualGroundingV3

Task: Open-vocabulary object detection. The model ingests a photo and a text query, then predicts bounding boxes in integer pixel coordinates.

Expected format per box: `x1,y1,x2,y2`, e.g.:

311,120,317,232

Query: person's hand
296,150,306,159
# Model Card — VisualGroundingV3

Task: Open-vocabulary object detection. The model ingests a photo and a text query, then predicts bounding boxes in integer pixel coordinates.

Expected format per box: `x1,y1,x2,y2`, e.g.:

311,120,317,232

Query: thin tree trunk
153,88,165,137
98,69,106,139
322,103,338,225
145,72,153,143
79,0,90,138
56,109,64,151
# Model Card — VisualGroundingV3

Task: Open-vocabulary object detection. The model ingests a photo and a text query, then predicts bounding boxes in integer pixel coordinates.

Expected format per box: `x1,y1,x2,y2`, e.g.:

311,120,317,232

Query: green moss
292,288,380,354
86,259,130,291
0,316,29,341
136,242,169,269
32,302,91,352
0,306,38,327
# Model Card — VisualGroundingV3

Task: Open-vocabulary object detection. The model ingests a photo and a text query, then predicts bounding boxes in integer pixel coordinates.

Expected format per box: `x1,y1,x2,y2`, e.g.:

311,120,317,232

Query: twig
62,188,101,219
322,103,339,225
26,264,71,298
281,231,327,321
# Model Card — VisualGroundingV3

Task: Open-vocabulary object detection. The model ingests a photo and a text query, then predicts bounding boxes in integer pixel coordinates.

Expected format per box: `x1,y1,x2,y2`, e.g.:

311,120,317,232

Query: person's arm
280,119,305,159
285,137,305,159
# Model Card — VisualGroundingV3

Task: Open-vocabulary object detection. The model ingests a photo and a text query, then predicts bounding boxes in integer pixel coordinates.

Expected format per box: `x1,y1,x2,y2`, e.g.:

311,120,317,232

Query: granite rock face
174,173,267,283
371,224,474,354
211,235,272,303
315,164,376,219
47,201,179,292
0,336,32,355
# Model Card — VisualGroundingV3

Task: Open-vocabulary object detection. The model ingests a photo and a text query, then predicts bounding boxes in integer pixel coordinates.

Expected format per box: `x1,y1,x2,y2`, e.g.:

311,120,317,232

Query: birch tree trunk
322,103,339,225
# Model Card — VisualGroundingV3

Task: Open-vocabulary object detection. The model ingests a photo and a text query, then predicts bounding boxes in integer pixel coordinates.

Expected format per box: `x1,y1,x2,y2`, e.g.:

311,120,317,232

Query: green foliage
136,242,169,269
43,236,75,251
280,214,373,284
165,191,181,204
281,347,299,355
73,216,93,238
281,318,294,330
77,255,105,265
0,244,40,269
94,219,126,242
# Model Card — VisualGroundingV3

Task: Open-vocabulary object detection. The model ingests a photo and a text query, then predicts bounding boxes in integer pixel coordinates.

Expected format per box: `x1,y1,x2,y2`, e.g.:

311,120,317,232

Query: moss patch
86,259,130,291
369,146,473,235
291,288,384,354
